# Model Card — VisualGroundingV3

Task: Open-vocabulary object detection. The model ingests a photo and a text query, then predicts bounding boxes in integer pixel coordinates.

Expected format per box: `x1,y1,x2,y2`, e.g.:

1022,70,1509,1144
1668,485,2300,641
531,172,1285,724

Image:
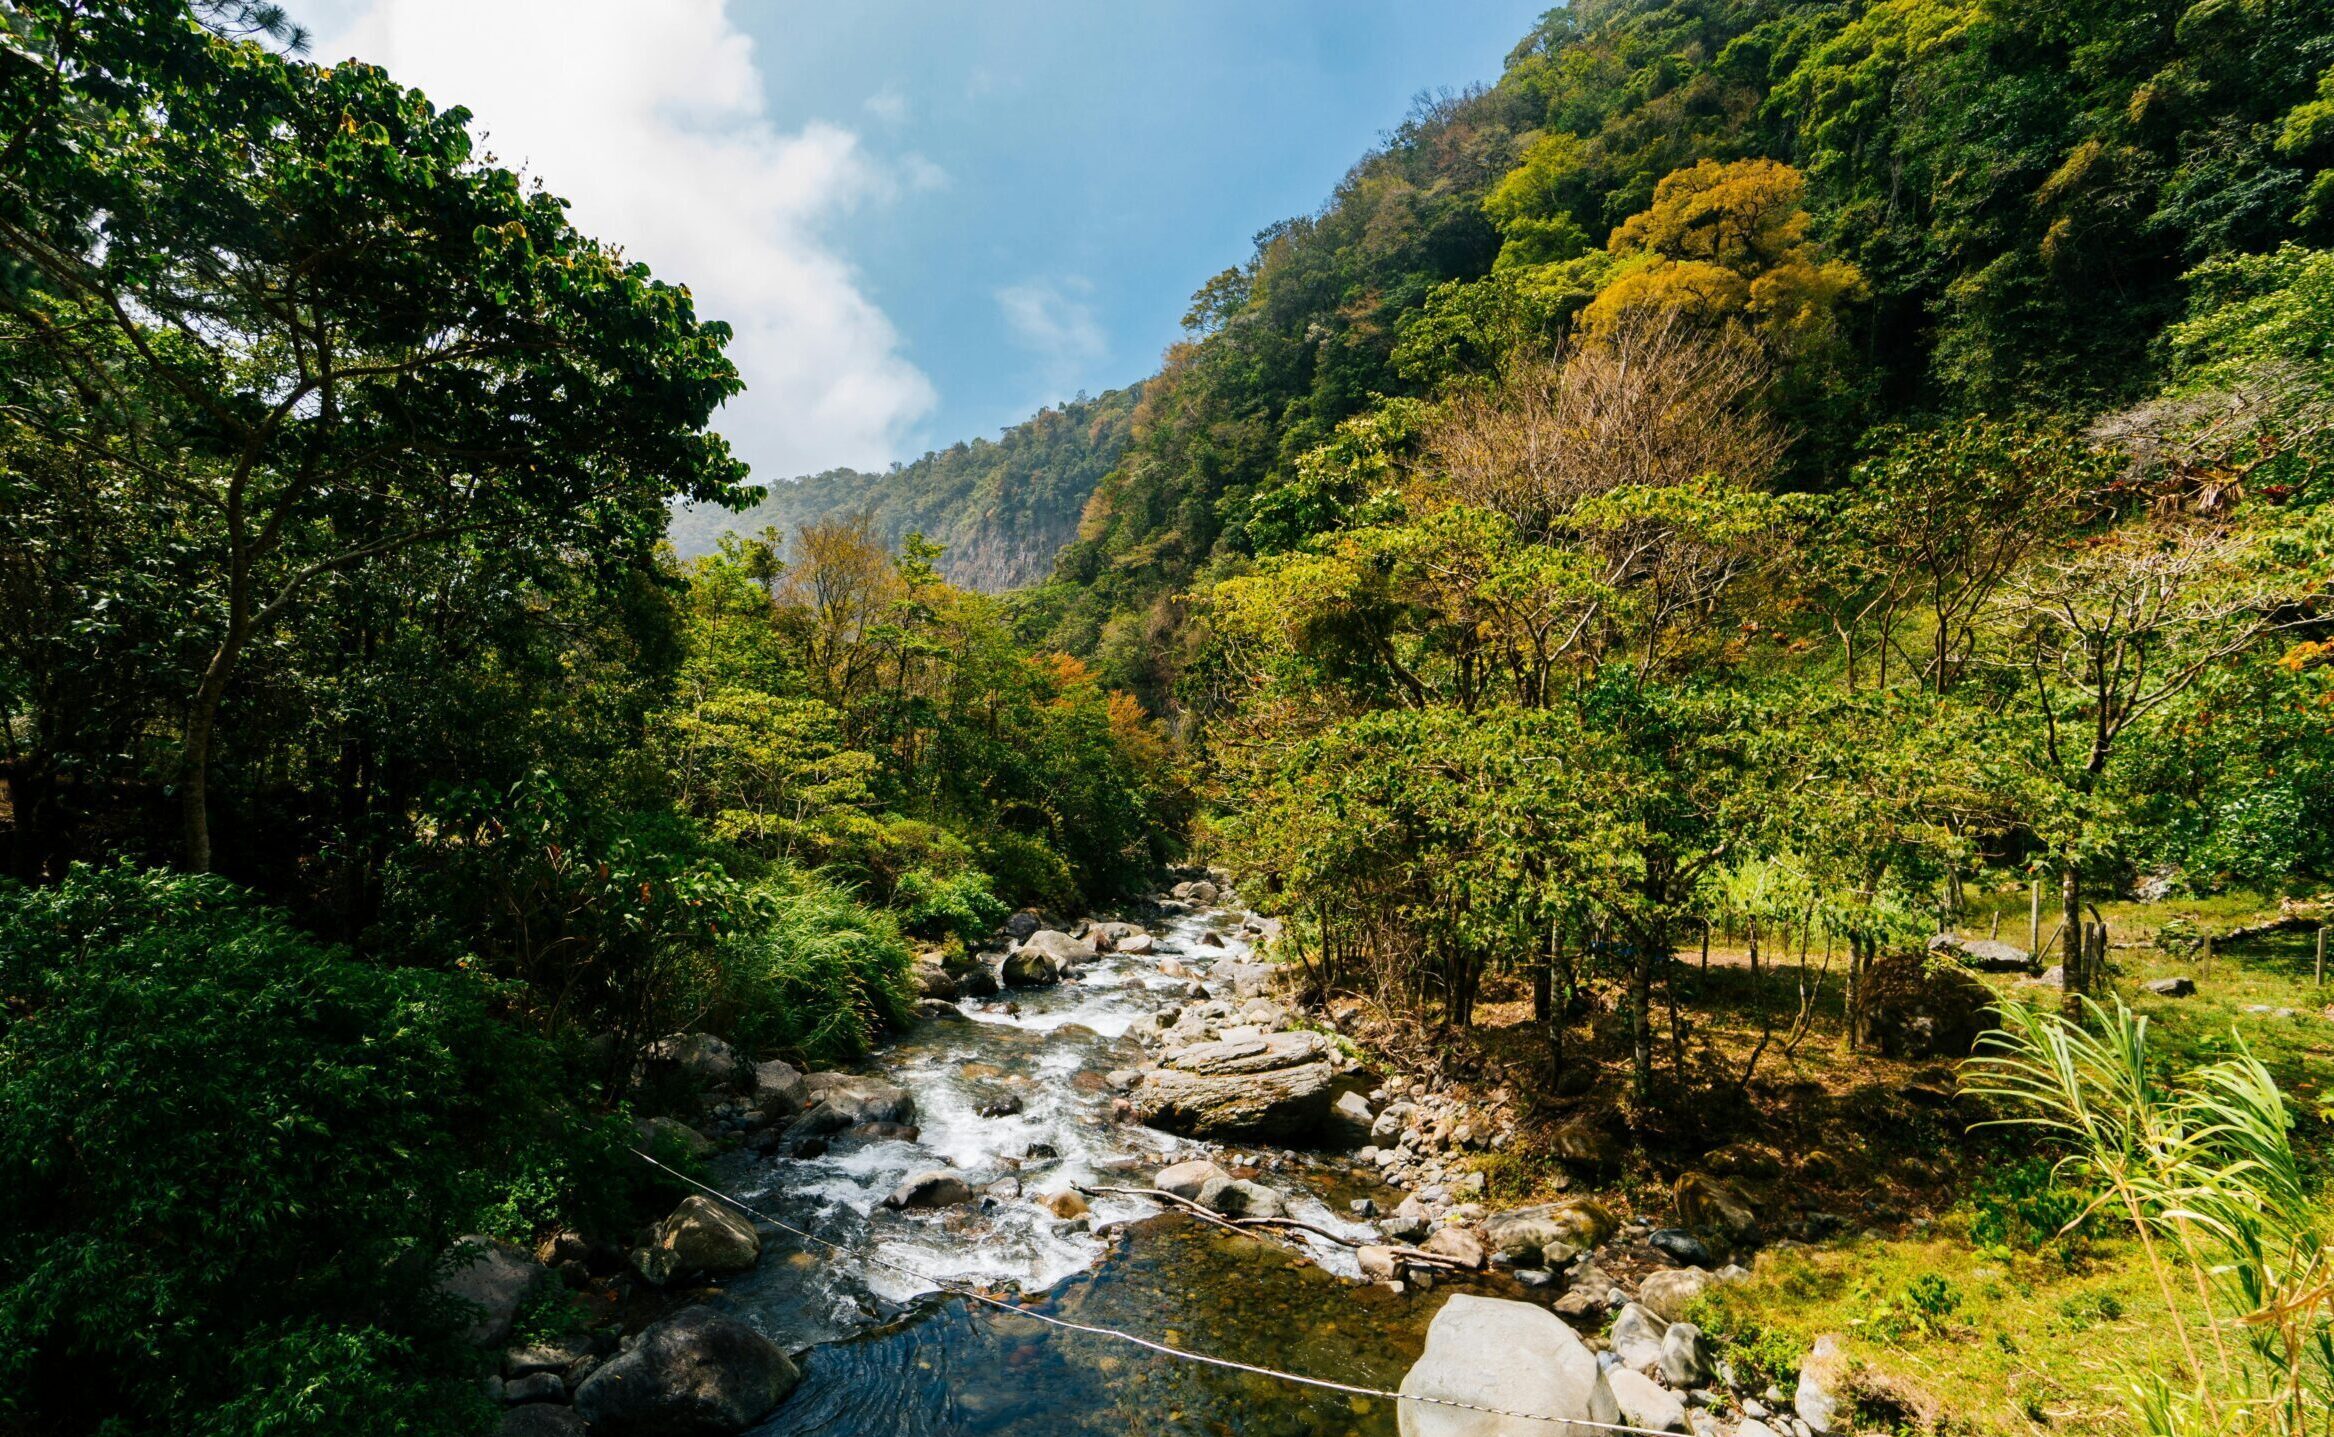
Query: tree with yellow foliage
1580,158,1862,357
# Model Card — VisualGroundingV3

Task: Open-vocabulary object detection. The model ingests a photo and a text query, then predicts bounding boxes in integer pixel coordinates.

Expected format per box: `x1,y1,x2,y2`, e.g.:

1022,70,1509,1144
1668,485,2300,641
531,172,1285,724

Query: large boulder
1609,1302,1670,1375
1153,1159,1232,1200
437,1238,548,1347
1637,1265,1724,1324
1928,931,2035,974
1606,1367,1688,1434
1858,952,1996,1059
632,1195,761,1286
1673,1172,1758,1246
750,1059,807,1120
1483,1199,1616,1267
572,1307,798,1436
911,962,959,1000
1397,1294,1620,1436
1327,1090,1377,1148
645,1032,743,1091
786,1074,915,1138
1003,930,1093,986
1000,909,1043,941
1130,1031,1335,1141
635,1116,714,1161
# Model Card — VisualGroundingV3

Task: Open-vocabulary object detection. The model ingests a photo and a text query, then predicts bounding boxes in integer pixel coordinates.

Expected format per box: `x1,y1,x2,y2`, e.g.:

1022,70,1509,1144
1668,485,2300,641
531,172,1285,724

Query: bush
890,864,1009,944
712,871,918,1062
0,864,617,1436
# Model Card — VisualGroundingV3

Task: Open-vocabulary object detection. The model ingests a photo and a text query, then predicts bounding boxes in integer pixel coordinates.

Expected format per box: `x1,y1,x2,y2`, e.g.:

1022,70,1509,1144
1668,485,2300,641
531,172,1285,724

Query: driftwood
1079,1184,1473,1271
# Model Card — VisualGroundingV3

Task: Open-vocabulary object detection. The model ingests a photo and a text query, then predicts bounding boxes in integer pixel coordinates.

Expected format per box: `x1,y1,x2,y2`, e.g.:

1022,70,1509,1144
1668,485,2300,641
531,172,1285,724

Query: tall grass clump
1963,997,2333,1436
714,871,919,1062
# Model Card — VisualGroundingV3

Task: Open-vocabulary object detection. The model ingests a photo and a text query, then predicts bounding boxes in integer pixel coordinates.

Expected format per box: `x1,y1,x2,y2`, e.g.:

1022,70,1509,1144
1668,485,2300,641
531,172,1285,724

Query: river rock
503,1371,564,1403
1004,929,1094,986
749,1060,807,1119
1358,1245,1402,1282
1928,932,2037,974
497,1408,588,1437
1327,1089,1376,1147
959,962,1002,998
1130,1031,1334,1141
1637,1265,1729,1323
1001,909,1043,941
1858,951,1995,1059
1201,1177,1285,1220
1382,1194,1432,1242
1609,1302,1670,1374
573,1307,797,1436
885,1170,976,1210
2143,975,2196,997
1661,1321,1714,1387
1118,933,1156,955
1483,1199,1615,1266
1796,1334,1848,1434
646,1032,743,1091
1673,1172,1757,1246
788,1074,915,1137
1039,1189,1089,1219
632,1195,761,1286
1646,1228,1712,1268
1397,1294,1619,1436
1211,959,1278,999
1154,1159,1232,1200
1606,1367,1688,1434
1422,1225,1486,1270
506,1335,593,1377
635,1116,714,1161
438,1238,548,1347
912,962,959,1000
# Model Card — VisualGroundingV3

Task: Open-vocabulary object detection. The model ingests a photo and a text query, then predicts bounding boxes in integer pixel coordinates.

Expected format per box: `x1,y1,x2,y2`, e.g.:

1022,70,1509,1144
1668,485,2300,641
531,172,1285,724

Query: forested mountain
669,386,1138,591
1032,0,2334,688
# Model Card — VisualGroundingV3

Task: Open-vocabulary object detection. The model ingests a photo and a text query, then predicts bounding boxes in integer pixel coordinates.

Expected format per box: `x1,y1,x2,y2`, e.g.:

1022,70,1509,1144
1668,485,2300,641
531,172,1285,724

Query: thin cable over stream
629,1147,1681,1436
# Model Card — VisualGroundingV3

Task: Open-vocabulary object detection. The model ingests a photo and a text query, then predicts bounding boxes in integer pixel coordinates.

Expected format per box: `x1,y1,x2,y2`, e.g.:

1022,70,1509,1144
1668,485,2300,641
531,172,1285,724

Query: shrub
0,864,615,1436
712,871,918,1062
890,864,1009,944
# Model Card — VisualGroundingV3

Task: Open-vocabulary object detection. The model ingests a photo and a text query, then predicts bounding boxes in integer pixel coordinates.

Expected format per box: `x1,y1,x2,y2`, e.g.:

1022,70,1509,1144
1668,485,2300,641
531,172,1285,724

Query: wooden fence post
2029,878,2041,956
2316,925,2325,989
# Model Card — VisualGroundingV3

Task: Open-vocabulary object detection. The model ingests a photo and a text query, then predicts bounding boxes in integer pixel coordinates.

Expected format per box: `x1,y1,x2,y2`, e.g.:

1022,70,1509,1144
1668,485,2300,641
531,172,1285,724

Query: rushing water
701,902,1470,1435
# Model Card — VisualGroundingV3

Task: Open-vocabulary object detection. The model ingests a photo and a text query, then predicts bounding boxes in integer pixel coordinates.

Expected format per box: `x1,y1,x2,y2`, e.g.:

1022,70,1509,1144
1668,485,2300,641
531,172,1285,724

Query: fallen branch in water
1078,1184,1472,1271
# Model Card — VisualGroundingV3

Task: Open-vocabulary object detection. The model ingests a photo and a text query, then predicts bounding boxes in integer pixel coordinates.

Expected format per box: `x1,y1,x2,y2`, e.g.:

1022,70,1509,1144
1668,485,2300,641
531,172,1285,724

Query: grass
1344,887,2334,1434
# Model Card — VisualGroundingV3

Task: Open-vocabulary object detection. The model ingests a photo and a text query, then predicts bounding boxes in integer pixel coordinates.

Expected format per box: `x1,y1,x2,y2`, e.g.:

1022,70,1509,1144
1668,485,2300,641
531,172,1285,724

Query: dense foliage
0,8,1184,1432
668,386,1141,592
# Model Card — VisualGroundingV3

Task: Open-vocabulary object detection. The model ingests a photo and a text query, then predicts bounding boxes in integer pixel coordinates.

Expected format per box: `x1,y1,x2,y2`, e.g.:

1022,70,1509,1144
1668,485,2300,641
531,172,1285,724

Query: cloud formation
996,276,1107,402
304,0,936,479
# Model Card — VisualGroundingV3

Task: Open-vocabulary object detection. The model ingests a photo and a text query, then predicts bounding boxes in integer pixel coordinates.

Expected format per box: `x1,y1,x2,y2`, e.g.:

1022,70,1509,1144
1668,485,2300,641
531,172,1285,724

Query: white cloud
996,276,1106,389
303,0,936,480
863,85,909,124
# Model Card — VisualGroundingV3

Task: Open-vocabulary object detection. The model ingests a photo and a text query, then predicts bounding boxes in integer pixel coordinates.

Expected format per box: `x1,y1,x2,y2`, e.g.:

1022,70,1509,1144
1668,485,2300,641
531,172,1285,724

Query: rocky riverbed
456,880,1860,1437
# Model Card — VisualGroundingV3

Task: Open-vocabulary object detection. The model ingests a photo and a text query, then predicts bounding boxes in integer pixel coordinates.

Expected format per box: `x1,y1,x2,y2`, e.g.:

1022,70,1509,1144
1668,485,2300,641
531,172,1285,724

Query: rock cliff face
667,387,1138,592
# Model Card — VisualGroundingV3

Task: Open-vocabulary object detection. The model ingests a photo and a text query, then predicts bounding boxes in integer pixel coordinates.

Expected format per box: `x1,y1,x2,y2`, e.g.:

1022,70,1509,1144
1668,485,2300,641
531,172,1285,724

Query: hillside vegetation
669,386,1139,592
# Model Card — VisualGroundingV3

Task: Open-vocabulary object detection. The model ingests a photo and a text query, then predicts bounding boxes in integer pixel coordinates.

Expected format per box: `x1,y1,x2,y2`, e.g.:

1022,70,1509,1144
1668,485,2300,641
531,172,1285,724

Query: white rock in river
1397,1294,1619,1437
1605,1367,1688,1433
1609,1302,1670,1375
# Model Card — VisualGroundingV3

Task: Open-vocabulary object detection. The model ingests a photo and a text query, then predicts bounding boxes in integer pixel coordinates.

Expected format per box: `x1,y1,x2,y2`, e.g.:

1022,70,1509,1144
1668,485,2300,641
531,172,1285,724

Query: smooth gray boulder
2143,975,2196,997
631,1195,761,1286
437,1238,548,1347
1928,931,2036,973
1606,1367,1689,1433
1661,1321,1714,1387
1609,1302,1670,1375
1130,1031,1334,1141
1327,1089,1377,1147
786,1074,915,1139
1003,929,1093,986
1200,1176,1285,1220
1483,1200,1615,1266
572,1307,797,1436
1796,1334,1847,1434
1397,1294,1620,1436
646,1032,744,1090
750,1059,807,1119
1637,1265,1724,1323
1154,1159,1232,1200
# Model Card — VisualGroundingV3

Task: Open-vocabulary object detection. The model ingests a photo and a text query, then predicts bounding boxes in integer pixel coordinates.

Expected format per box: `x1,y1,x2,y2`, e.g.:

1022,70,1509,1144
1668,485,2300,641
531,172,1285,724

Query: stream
702,898,1468,1436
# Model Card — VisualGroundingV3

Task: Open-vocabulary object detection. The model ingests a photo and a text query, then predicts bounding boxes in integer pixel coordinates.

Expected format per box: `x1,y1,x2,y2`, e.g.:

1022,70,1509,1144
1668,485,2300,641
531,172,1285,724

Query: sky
297,1,1553,482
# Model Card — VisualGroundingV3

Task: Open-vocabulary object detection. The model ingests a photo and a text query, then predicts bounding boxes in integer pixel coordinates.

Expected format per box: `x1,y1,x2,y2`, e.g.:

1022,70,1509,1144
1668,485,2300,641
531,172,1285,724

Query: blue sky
302,1,1552,480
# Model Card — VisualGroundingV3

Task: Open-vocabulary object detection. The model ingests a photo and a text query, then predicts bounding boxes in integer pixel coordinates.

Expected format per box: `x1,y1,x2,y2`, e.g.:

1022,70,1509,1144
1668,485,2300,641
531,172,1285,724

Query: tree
0,26,746,870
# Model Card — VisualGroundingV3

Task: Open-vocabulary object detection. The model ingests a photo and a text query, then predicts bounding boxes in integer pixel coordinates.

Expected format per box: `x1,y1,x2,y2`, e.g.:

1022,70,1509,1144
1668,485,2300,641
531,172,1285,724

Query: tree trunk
2060,864,2087,1016
1628,926,1657,1105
